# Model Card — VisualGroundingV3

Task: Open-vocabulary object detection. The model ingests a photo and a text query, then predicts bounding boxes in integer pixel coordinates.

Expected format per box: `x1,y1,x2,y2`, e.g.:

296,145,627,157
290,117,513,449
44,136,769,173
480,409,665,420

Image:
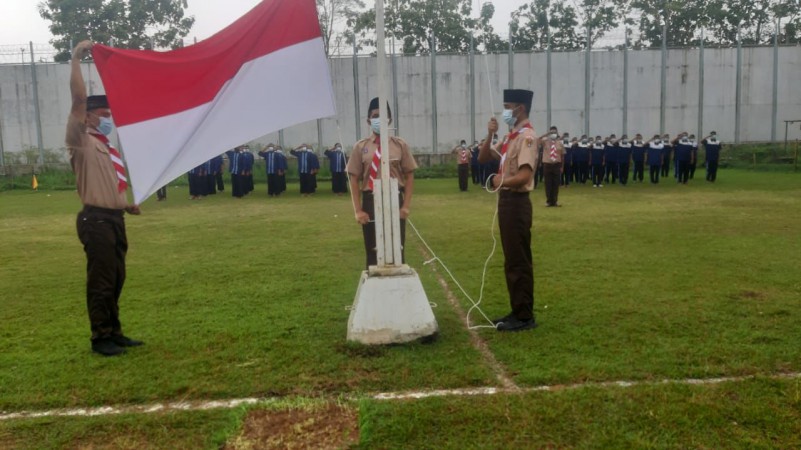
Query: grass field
1,169,800,448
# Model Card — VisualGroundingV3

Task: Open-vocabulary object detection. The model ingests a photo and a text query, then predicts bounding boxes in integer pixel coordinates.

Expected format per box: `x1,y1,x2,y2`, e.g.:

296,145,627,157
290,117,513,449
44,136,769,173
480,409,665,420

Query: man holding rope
478,89,538,333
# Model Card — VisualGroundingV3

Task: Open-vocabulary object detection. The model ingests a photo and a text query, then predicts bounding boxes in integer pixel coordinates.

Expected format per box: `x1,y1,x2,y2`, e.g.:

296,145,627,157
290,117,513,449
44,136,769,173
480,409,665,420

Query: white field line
1,372,799,421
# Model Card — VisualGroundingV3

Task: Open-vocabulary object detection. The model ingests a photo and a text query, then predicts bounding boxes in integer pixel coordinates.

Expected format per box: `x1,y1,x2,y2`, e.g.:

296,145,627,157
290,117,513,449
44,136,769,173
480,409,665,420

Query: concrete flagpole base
347,265,438,345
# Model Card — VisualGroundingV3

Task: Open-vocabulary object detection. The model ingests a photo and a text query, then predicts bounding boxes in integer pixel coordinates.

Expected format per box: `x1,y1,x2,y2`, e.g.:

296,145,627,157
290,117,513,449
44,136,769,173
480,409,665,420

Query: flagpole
375,0,399,267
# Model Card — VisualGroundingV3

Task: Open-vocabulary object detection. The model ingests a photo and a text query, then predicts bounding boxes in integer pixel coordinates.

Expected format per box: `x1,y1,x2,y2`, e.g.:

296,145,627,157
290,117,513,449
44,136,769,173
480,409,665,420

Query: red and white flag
92,0,335,203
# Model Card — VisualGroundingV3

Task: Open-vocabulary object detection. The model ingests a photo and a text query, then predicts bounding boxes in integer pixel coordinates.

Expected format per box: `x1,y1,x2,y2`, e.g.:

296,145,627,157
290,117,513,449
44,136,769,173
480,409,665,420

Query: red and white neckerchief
89,131,128,193
367,136,381,191
498,122,533,175
549,141,558,161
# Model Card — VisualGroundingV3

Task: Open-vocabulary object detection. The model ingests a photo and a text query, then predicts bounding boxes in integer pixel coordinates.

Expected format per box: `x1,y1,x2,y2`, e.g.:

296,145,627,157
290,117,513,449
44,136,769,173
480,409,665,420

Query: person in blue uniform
690,134,698,180
604,134,618,185
674,133,693,184
561,132,572,186
258,144,282,196
324,143,348,195
660,133,672,178
212,154,225,192
241,146,255,195
631,134,646,183
591,136,605,187
292,144,319,196
203,158,217,195
275,146,288,195
574,135,590,184
617,134,632,186
471,141,481,184
647,135,664,184
226,147,245,198
702,132,722,182
188,162,206,200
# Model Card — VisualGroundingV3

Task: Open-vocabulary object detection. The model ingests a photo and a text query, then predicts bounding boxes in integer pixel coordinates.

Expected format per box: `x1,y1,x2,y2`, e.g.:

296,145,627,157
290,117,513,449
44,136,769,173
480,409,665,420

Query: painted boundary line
2,372,799,421
415,244,520,391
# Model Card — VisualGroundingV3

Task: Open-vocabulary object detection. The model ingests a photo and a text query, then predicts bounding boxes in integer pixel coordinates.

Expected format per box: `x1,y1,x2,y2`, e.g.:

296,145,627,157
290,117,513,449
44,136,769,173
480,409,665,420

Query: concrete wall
1,45,800,164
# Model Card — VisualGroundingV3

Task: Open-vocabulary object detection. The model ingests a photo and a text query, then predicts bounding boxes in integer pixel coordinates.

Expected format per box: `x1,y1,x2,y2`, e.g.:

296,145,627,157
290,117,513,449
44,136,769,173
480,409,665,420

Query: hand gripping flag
92,0,336,203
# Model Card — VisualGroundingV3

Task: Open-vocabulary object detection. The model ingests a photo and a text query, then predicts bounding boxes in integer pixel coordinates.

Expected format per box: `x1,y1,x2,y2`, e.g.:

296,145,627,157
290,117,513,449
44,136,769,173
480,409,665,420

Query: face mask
622,140,629,145
301,147,307,152
595,140,602,145
461,144,466,148
581,139,588,145
501,108,516,126
336,146,342,150
549,133,558,139
267,147,274,151
681,138,689,144
96,116,114,136
370,118,381,135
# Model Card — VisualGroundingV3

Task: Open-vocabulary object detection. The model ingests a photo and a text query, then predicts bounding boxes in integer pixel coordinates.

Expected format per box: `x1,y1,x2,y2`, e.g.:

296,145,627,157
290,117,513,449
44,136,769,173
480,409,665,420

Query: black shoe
110,335,144,347
92,338,126,356
491,313,514,325
496,317,537,332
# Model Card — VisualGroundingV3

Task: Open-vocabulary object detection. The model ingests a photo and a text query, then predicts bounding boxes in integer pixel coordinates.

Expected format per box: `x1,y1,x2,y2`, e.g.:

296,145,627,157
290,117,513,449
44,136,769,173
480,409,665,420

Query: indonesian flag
92,0,335,203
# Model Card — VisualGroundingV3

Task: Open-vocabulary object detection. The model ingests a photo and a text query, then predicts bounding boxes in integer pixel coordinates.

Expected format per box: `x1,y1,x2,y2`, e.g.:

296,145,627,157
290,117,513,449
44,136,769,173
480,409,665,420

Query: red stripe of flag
92,0,322,127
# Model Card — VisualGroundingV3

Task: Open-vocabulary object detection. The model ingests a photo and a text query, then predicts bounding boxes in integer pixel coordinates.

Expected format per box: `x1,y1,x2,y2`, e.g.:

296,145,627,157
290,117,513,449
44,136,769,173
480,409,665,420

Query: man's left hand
125,205,141,215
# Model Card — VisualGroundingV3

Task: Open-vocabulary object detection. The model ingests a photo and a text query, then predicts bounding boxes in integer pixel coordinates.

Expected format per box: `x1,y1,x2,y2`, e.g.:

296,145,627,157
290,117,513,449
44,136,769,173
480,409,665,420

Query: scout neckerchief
549,140,558,161
498,122,533,175
89,131,128,193
367,135,382,191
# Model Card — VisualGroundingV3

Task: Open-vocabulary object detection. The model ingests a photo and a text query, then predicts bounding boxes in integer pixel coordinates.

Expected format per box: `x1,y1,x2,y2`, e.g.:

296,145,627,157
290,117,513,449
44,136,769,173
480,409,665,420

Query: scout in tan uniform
451,139,470,191
67,40,143,357
539,126,565,207
478,89,538,332
347,97,417,269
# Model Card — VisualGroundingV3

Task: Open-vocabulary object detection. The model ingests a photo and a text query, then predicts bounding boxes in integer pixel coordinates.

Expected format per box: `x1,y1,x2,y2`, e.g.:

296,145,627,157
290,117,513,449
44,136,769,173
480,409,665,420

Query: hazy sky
0,0,521,47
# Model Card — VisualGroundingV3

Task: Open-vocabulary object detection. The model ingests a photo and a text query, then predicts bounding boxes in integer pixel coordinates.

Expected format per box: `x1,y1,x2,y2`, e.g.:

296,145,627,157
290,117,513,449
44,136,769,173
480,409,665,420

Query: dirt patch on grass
225,403,359,450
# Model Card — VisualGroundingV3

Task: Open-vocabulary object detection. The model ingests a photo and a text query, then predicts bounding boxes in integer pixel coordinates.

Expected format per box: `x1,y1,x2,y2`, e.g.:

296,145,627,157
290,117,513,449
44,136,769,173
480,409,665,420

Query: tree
351,0,492,55
510,0,582,51
39,0,195,62
317,0,365,56
629,0,709,48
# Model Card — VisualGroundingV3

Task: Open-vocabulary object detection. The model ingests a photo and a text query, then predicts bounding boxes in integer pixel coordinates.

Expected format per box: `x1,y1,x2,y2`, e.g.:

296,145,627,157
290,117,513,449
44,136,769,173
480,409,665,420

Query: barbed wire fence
0,43,60,65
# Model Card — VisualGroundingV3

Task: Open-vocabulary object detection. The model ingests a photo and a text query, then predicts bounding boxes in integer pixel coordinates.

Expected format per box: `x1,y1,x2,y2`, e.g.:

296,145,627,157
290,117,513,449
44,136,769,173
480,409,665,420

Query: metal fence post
584,23,591,136
431,32,438,153
735,32,742,144
623,29,628,136
470,33,475,145
771,19,779,143
391,38,400,136
29,42,44,166
317,118,323,151
508,25,513,88
546,30,552,129
660,23,666,135
698,28,704,138
352,40,361,139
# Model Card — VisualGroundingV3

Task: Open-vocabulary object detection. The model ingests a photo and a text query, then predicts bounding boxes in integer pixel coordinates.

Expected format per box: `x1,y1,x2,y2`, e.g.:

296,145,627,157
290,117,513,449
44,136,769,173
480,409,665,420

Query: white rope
407,168,506,330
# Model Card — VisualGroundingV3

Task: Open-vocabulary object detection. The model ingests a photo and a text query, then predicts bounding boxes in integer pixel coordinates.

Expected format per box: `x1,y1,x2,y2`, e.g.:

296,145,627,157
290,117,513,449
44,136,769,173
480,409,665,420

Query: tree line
39,0,801,62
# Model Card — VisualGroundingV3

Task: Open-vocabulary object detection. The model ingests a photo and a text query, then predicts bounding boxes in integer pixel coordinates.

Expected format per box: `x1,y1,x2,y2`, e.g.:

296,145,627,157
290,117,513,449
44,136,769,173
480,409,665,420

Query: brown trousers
457,164,469,191
498,191,534,321
77,206,127,340
543,163,561,206
361,191,406,268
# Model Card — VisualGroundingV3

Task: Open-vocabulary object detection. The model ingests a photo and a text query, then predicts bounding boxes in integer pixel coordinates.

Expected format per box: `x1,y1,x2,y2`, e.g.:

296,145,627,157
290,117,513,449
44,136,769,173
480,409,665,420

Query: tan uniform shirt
492,122,538,192
453,146,470,165
66,114,127,210
540,137,565,164
347,135,417,191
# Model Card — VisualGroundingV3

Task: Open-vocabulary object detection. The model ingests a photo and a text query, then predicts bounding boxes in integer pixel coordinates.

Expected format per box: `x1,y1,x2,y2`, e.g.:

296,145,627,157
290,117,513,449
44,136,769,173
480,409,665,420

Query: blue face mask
501,108,516,127
370,118,382,135
97,116,114,136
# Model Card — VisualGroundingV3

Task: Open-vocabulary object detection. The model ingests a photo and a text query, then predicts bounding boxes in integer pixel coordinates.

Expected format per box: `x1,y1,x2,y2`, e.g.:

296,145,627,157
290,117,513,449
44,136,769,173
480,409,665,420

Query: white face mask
502,108,516,126
335,146,342,150
267,147,274,151
97,116,114,136
370,118,381,135
549,133,558,139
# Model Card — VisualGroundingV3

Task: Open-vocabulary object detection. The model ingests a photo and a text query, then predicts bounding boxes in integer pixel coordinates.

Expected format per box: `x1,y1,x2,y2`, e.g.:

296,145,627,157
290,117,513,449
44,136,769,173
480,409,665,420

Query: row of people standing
187,155,225,199
546,131,723,187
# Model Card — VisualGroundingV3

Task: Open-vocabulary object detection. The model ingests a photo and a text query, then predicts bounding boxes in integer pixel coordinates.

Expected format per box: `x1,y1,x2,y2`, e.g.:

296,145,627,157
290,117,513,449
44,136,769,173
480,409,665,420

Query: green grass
1,169,800,447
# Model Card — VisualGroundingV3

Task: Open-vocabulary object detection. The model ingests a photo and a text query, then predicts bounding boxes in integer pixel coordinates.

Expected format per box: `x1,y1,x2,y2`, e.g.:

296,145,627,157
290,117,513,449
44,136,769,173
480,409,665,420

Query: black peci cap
86,95,109,111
